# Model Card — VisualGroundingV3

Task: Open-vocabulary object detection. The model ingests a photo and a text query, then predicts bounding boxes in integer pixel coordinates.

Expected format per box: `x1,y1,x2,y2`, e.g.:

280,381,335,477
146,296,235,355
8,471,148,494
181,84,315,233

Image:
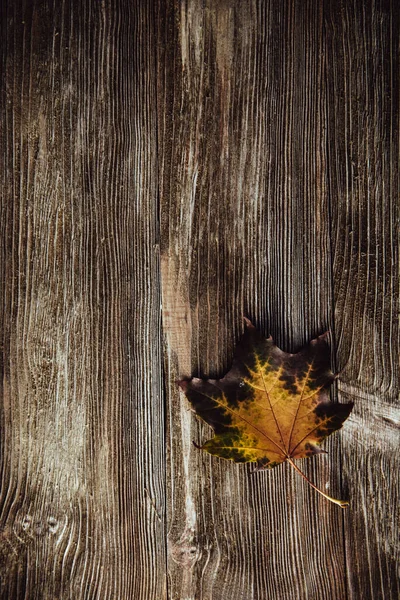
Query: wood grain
158,1,349,599
326,1,400,598
0,1,165,599
0,0,398,598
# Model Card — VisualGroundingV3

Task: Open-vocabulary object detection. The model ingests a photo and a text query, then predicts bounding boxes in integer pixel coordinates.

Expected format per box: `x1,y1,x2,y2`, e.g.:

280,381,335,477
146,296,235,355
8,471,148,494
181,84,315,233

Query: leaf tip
178,378,189,392
243,316,255,329
310,331,330,346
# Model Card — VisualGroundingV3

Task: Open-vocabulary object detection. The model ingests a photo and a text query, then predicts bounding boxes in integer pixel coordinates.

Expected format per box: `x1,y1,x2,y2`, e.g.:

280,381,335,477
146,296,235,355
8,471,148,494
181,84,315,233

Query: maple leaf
179,319,353,507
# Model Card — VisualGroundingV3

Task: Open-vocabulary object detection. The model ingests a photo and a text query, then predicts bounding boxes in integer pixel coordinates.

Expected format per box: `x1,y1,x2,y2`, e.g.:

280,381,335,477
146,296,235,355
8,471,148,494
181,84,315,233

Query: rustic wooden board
0,1,165,599
326,1,399,598
0,0,398,599
158,1,349,599
158,1,399,599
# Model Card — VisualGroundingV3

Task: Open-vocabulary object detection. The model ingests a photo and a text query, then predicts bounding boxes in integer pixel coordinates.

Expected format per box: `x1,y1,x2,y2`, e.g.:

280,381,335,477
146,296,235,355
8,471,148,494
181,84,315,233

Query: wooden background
0,1,398,599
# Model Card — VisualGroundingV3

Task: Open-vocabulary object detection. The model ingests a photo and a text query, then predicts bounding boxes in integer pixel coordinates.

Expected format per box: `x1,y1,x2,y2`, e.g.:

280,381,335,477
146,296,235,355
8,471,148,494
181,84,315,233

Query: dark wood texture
158,2,347,599
0,0,398,599
0,1,165,599
326,2,399,598
158,1,399,599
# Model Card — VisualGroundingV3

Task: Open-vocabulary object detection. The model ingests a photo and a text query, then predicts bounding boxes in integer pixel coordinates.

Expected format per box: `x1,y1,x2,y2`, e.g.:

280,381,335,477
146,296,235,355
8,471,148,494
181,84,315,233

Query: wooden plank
0,1,397,598
158,2,349,598
0,1,165,598
325,1,400,598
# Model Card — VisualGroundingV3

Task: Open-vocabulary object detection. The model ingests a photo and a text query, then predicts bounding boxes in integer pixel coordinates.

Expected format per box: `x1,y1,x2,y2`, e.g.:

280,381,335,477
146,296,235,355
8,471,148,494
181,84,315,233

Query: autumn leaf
179,319,353,507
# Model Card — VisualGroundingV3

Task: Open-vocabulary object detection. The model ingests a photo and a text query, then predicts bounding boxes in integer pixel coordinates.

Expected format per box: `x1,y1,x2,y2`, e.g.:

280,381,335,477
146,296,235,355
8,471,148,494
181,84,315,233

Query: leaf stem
286,458,349,508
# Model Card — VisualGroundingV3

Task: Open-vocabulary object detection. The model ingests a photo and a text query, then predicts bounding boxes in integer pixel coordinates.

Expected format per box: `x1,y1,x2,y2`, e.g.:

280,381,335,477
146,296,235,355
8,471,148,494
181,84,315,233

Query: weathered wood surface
0,1,165,599
0,0,398,599
326,2,399,598
158,2,346,600
159,1,399,600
